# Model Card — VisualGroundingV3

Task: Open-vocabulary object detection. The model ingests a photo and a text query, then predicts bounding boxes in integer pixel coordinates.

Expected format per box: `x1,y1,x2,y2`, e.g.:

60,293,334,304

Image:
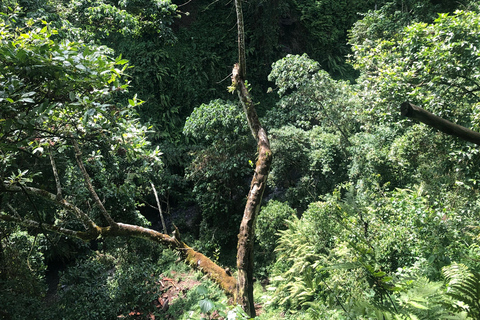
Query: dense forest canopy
2,0,480,319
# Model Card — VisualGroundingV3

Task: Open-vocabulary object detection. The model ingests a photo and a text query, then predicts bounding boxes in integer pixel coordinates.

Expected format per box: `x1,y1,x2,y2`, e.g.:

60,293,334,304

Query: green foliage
268,199,345,310
0,227,47,320
352,8,480,125
256,200,296,254
0,9,163,222
265,54,357,209
268,126,348,209
349,0,469,47
443,263,480,318
255,200,296,270
268,54,359,134
44,245,228,320
183,100,254,255
0,10,168,318
187,284,248,320
50,0,183,142
52,257,119,320
184,99,248,143
267,183,480,318
263,34,480,316
4,1,480,319
61,0,177,39
288,0,378,79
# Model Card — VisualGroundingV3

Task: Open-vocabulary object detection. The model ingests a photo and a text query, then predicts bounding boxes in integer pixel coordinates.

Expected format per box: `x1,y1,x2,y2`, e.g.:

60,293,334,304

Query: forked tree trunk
233,0,273,317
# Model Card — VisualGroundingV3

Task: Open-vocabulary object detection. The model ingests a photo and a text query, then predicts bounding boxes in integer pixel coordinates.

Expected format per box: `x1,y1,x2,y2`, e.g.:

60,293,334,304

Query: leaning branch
400,102,480,146
150,182,167,234
72,138,117,227
49,147,63,201
2,183,97,232
1,183,237,296
0,211,237,295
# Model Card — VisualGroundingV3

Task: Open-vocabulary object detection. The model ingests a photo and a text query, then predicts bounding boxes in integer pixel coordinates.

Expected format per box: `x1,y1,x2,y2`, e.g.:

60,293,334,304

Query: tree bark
232,1,273,315
401,102,480,145
232,64,272,317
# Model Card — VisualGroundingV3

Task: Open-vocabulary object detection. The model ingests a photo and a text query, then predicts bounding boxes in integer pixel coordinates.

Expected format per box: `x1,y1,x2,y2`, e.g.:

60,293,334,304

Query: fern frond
443,262,480,319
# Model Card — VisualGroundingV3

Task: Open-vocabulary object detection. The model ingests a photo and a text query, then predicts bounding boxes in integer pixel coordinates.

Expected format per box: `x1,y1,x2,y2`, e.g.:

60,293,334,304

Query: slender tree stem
49,146,63,201
150,182,167,234
72,138,117,228
235,0,246,78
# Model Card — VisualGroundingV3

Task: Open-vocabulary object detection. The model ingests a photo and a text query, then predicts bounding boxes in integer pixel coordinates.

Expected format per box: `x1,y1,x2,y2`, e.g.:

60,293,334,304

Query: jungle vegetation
1,0,480,319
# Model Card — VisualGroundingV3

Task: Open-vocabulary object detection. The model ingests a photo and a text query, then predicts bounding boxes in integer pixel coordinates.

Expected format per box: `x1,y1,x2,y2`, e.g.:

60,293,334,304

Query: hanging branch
72,138,117,228
150,182,167,234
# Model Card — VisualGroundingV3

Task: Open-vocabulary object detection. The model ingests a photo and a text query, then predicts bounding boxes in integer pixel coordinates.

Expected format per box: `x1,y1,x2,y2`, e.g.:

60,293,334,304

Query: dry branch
401,102,480,145
72,138,117,227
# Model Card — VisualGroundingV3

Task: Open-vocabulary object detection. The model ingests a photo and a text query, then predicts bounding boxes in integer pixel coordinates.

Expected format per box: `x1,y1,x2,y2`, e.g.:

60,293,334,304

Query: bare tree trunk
233,1,273,316
401,102,480,145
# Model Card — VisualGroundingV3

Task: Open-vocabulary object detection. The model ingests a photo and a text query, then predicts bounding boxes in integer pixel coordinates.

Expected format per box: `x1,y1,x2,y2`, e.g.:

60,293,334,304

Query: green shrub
256,200,296,264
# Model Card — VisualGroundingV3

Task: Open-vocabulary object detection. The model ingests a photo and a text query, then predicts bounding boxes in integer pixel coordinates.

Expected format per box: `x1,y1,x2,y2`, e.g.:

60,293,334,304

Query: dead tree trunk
233,0,273,317
401,102,480,145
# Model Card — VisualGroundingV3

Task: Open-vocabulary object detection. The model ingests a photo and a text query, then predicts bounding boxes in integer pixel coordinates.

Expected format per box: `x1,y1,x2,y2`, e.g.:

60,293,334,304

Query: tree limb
234,0,246,78
1,183,97,232
0,211,237,296
400,102,480,146
72,138,117,227
49,146,63,201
